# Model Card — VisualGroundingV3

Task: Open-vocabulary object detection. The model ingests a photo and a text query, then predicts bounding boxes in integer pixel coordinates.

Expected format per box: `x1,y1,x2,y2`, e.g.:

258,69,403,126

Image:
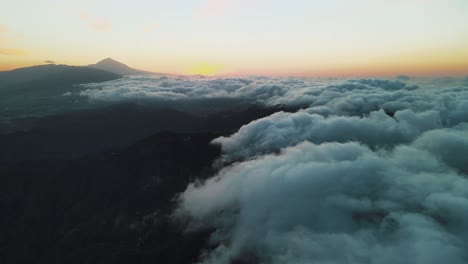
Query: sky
1,0,468,76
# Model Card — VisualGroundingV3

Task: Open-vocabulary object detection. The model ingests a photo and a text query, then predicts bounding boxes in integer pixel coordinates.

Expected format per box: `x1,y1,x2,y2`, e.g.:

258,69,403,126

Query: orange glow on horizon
1,45,467,77
186,63,222,76
1,58,467,77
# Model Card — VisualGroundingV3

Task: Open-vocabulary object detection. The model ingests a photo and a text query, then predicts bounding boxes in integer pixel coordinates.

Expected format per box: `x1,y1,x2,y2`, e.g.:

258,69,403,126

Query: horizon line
1,60,467,79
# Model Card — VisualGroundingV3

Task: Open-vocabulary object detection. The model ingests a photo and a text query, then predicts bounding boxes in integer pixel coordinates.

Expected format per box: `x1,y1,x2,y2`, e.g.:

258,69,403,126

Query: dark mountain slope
0,64,121,90
0,98,295,263
0,132,220,264
0,103,287,162
0,64,122,123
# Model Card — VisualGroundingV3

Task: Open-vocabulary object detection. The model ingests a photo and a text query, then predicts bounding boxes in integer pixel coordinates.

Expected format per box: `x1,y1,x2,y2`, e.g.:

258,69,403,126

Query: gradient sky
1,0,468,76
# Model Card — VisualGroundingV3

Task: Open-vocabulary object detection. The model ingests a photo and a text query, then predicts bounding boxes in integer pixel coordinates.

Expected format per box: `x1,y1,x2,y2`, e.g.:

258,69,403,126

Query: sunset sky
1,0,468,76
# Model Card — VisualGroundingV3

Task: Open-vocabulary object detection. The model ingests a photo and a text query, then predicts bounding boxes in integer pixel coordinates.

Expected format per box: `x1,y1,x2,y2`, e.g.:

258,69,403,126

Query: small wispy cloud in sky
79,12,111,32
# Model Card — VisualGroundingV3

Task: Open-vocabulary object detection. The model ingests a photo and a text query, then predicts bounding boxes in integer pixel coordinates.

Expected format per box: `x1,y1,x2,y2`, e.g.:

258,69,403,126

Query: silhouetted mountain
0,64,121,89
89,58,152,75
0,64,121,123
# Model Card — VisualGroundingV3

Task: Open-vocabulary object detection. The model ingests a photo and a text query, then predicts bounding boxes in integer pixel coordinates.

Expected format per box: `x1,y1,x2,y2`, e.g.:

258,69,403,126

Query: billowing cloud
463,76,468,86
176,132,468,263
123,74,468,263
413,125,468,173
79,76,416,104
79,12,111,32
80,75,255,103
396,75,411,81
76,73,468,262
79,75,468,120
212,109,442,162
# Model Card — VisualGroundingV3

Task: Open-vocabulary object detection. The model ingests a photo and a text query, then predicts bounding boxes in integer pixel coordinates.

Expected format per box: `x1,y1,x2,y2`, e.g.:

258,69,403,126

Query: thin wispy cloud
79,12,111,32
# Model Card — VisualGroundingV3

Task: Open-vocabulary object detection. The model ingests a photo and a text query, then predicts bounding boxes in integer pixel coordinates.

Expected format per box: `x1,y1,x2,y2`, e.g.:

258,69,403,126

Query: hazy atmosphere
2,0,468,76
1,1,468,264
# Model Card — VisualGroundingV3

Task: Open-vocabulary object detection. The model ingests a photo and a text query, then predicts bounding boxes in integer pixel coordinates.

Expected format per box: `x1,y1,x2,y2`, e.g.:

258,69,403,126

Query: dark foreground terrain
0,103,289,264
0,132,218,264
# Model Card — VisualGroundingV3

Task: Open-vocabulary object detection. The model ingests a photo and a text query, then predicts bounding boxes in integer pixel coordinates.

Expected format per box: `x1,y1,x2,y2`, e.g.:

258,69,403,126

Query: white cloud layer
82,74,468,263
80,76,467,113
212,109,442,162
177,135,468,263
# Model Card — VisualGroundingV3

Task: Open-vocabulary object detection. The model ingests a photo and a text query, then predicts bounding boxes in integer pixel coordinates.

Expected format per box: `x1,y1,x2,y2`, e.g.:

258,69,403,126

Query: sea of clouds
82,75,468,263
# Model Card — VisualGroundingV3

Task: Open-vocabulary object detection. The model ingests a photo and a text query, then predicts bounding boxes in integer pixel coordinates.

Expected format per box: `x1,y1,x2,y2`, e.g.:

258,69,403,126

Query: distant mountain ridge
0,64,123,123
0,64,121,88
88,58,152,75
0,58,156,123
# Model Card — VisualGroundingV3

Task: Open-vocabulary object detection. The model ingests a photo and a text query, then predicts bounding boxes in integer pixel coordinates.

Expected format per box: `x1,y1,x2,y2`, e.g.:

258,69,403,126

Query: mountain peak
89,58,150,75
95,58,126,66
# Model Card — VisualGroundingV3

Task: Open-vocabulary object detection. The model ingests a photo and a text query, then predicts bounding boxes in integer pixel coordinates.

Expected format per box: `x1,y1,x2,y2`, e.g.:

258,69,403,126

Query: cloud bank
77,74,468,263
213,109,442,163
177,130,468,263
131,74,468,263
80,75,468,114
